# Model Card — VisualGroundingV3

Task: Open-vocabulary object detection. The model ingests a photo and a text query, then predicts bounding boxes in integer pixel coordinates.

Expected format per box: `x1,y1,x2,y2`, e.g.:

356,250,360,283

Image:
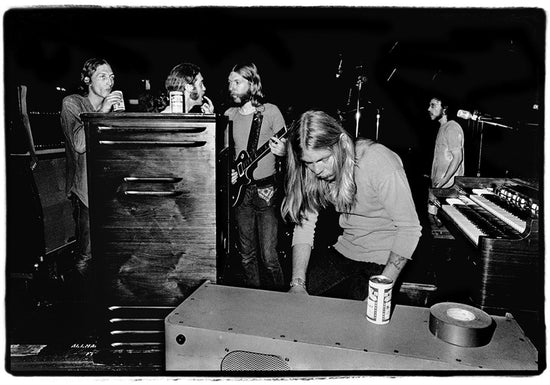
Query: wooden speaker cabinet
83,113,218,308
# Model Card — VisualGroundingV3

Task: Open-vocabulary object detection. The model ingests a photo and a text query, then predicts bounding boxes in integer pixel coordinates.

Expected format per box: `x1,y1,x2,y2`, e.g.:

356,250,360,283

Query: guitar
231,126,290,207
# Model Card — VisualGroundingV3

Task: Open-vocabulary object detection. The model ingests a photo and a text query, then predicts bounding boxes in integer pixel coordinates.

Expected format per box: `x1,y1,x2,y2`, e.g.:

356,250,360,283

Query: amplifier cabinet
165,282,539,372
32,152,75,255
84,113,217,307
7,150,75,274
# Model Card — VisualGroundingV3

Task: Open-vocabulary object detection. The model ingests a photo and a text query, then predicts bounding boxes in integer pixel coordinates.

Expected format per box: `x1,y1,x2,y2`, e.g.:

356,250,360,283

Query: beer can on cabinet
366,275,393,324
170,91,184,113
112,90,125,112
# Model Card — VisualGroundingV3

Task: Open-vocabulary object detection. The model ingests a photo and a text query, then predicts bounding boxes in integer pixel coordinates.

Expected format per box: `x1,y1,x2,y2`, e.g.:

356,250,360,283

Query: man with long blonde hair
282,110,421,300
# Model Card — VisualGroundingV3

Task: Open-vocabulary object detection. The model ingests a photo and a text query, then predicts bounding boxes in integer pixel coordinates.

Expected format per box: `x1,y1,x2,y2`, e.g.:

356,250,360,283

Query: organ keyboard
430,177,540,317
440,195,525,245
441,205,485,245
470,193,530,233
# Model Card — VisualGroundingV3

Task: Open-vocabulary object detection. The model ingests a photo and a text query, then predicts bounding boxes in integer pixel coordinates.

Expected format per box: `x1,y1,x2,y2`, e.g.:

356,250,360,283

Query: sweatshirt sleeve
377,168,422,259
60,97,87,154
291,209,319,247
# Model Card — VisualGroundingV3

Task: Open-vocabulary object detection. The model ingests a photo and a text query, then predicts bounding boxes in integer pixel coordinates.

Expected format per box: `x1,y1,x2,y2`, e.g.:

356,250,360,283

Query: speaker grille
221,350,290,371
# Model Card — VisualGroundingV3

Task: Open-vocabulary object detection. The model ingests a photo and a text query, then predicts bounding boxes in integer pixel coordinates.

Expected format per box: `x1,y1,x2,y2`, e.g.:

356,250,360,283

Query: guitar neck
242,127,288,170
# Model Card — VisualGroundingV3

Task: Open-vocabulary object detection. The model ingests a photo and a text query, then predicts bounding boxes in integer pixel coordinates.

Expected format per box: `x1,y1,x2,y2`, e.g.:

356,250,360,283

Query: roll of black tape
429,302,495,347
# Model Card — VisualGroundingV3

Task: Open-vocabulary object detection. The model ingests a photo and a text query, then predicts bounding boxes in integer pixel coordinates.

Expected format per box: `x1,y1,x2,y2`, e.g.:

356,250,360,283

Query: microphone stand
375,107,384,141
477,120,514,129
354,74,367,138
476,120,484,177
474,115,514,177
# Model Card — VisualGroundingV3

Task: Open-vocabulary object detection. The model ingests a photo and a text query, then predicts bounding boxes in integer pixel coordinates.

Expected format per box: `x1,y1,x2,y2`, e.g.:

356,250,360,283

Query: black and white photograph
2,1,546,379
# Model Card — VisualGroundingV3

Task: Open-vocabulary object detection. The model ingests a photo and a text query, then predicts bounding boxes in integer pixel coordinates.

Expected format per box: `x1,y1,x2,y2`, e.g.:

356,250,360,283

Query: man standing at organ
427,95,465,188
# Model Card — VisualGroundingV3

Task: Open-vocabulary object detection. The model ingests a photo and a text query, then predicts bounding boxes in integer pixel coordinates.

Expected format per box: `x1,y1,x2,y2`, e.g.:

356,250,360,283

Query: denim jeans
234,183,284,290
71,195,91,278
307,246,384,300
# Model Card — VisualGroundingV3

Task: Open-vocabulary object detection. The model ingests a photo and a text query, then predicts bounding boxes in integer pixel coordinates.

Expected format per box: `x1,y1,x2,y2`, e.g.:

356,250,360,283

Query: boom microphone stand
472,114,514,177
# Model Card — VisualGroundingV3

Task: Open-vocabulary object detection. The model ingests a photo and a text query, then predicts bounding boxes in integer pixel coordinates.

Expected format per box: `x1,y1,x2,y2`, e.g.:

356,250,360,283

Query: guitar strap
246,110,263,156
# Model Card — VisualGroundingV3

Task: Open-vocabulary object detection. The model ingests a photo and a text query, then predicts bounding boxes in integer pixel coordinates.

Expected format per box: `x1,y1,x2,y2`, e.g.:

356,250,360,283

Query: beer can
170,91,184,113
366,275,393,324
112,90,125,112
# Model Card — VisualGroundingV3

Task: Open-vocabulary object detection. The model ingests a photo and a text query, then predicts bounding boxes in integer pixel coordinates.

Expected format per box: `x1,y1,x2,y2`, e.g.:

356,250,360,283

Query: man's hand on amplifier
289,285,308,295
289,277,308,295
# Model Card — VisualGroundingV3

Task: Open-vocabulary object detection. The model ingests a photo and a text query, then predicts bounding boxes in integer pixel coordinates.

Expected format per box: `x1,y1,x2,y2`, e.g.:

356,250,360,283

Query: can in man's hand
112,90,125,112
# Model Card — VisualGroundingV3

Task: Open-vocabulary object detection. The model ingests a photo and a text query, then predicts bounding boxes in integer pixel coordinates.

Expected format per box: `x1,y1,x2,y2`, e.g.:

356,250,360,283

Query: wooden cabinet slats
84,113,217,306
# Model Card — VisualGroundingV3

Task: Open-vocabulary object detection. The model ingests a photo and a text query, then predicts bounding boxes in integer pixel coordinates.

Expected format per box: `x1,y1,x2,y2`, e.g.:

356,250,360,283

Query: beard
231,90,252,106
430,110,444,121
189,90,202,102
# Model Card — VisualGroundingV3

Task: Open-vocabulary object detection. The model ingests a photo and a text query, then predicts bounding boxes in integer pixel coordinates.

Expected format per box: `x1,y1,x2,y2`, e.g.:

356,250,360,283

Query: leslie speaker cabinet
165,282,539,372
84,113,218,311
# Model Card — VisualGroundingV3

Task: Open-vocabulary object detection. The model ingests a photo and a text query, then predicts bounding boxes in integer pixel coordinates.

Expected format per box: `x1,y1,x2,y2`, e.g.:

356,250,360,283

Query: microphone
336,54,343,78
457,109,481,121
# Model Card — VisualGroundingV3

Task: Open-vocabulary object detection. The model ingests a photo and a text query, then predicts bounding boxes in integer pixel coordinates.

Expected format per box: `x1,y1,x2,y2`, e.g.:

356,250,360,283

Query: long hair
281,110,356,224
79,57,110,95
231,62,264,107
165,62,201,92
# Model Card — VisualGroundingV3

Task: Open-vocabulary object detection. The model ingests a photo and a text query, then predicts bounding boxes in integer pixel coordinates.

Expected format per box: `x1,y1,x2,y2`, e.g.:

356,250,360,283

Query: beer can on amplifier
170,91,184,113
366,275,393,324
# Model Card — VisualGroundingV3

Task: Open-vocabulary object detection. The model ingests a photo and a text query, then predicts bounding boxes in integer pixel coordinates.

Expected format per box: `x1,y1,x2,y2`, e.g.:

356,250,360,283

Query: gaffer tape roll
429,302,495,347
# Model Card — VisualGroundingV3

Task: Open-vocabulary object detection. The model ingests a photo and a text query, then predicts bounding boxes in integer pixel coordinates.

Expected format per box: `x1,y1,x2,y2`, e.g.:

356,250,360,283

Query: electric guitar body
231,126,290,207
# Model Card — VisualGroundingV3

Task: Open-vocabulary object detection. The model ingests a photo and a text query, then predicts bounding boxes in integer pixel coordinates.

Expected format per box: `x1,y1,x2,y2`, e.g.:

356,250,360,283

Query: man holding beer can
282,111,421,307
60,57,124,283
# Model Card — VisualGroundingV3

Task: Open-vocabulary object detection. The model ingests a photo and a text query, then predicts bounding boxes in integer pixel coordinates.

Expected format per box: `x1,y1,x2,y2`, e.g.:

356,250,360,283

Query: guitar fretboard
241,127,288,170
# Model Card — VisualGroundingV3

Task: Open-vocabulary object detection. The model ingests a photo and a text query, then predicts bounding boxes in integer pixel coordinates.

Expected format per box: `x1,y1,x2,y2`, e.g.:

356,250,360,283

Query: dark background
2,5,546,359
3,6,545,178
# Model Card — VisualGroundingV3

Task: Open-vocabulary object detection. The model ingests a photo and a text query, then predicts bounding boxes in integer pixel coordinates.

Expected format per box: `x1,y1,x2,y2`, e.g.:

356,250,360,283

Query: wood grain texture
85,114,218,306
431,177,540,316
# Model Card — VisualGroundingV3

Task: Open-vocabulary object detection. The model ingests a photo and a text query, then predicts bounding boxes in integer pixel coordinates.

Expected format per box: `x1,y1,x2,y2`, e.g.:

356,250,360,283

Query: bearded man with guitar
224,62,287,290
